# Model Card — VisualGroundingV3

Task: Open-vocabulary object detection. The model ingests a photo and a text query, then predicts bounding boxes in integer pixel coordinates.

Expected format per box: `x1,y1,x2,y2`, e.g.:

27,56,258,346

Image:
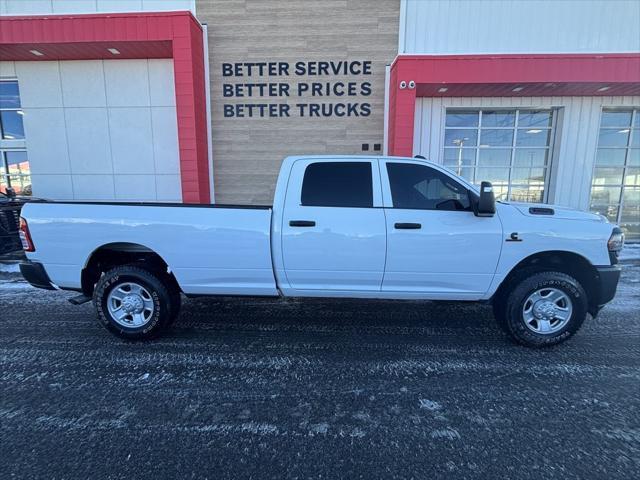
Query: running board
68,294,92,305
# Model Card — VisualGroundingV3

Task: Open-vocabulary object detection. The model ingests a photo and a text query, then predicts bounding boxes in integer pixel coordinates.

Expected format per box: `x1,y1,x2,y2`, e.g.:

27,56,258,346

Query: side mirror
475,181,495,217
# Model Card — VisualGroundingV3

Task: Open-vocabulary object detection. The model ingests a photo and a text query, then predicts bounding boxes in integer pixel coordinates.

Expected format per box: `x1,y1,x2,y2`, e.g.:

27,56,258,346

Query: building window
0,80,30,196
590,109,640,242
442,109,555,203
1,151,31,196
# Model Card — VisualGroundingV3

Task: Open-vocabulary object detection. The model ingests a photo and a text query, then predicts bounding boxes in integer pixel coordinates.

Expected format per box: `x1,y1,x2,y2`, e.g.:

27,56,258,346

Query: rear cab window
301,162,373,208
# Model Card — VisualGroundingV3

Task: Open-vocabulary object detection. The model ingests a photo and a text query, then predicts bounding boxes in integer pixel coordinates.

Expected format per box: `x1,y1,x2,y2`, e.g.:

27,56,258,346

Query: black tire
492,294,508,333
93,265,175,340
500,271,588,348
492,267,537,334
128,262,182,324
168,289,182,324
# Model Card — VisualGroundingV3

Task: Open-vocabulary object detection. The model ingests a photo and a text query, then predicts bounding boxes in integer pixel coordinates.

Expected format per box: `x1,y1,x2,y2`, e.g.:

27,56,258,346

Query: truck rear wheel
499,271,588,348
93,265,176,340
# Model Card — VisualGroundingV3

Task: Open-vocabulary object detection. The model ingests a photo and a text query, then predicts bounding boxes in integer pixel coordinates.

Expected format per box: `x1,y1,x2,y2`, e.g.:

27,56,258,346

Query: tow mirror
475,181,495,217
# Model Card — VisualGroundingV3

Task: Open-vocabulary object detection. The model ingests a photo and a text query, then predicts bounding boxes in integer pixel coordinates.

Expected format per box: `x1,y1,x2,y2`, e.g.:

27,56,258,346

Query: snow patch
419,399,442,411
430,428,461,440
0,263,20,273
620,244,640,261
0,281,32,290
309,422,329,435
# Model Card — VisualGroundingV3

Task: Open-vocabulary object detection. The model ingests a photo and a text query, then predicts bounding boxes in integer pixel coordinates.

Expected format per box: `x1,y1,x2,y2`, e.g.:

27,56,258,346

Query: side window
387,163,471,211
301,162,373,208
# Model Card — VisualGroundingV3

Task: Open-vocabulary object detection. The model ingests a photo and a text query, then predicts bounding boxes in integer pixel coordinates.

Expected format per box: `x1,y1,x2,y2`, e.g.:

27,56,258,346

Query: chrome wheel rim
522,287,573,334
107,282,155,328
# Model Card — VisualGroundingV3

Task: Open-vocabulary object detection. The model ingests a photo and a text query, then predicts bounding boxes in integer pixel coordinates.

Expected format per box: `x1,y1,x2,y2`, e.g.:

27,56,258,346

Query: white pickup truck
19,156,624,347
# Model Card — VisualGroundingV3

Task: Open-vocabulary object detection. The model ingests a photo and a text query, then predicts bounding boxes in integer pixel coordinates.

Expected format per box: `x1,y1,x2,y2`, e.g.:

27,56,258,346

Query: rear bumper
19,262,56,290
591,265,622,314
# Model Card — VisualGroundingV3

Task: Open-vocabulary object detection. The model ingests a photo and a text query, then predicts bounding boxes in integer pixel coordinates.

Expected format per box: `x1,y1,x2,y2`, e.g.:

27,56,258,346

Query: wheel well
494,250,599,311
81,243,180,296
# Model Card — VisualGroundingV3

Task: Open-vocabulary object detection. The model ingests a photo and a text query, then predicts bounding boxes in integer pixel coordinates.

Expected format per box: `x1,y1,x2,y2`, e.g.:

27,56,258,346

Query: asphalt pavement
1,256,639,479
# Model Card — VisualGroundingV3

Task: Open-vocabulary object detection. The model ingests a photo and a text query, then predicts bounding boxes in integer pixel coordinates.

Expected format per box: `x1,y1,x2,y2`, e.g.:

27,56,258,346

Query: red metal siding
388,54,640,157
0,11,210,204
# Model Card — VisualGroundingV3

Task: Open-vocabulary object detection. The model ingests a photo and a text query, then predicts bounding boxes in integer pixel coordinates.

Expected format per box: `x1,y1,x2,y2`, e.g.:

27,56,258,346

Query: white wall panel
65,107,112,174
14,62,63,108
21,108,70,174
104,60,150,107
30,174,74,199
143,0,193,12
72,174,115,200
155,175,182,202
97,0,141,12
0,61,16,77
151,107,180,174
148,59,176,107
60,60,106,107
3,0,52,14
413,95,640,211
400,0,640,54
114,174,157,200
108,107,155,175
11,59,180,201
52,1,98,13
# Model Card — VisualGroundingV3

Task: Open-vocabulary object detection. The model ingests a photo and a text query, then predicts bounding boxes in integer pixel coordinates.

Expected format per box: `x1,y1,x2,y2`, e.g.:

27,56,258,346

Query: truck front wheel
93,265,176,340
498,271,588,348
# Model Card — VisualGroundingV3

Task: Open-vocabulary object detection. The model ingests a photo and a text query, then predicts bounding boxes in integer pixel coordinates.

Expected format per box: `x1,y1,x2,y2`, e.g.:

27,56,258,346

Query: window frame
441,108,557,203
299,160,376,209
381,160,475,212
590,107,640,238
0,80,29,195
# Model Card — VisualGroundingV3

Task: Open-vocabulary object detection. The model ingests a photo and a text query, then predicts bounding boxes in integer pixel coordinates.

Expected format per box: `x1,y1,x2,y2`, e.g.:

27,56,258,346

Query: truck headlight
608,227,624,261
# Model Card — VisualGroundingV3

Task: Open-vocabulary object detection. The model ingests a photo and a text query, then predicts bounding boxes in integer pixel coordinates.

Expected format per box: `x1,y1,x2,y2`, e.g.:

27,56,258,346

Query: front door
381,160,503,297
281,159,386,292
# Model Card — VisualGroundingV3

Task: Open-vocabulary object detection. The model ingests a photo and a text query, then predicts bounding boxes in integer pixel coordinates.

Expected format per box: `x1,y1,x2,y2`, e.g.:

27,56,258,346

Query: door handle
394,222,421,229
289,220,316,227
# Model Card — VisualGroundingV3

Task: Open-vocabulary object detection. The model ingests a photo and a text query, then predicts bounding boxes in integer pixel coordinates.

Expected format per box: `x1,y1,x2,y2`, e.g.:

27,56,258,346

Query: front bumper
19,262,56,290
592,265,622,313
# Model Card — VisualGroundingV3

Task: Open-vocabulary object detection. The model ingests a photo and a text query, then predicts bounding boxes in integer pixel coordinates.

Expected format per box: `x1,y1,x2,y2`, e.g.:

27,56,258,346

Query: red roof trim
0,10,199,22
387,53,640,157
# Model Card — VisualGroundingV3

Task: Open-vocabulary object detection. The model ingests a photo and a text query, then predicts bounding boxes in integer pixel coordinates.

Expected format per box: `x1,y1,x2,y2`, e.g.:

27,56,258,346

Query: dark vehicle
0,189,27,255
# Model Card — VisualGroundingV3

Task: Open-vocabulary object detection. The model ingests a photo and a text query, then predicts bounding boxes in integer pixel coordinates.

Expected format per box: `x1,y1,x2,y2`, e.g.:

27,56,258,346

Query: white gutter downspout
383,64,390,155
202,23,215,203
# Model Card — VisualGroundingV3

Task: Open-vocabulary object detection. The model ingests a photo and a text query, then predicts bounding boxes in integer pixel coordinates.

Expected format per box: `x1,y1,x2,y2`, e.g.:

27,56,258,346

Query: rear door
281,158,386,292
380,160,503,297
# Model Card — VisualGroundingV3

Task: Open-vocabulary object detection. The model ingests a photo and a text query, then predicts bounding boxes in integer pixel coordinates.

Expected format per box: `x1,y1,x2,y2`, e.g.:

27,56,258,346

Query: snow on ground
619,243,640,261
0,263,20,273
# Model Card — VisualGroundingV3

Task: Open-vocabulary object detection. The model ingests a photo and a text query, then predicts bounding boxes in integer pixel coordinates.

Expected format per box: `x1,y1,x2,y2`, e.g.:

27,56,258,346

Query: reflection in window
0,151,31,196
442,109,554,203
387,163,471,211
0,81,24,140
0,81,30,196
590,108,640,241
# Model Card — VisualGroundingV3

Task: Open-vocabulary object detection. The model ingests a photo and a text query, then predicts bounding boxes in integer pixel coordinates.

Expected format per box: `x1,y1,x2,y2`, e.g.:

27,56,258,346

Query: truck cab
273,156,502,299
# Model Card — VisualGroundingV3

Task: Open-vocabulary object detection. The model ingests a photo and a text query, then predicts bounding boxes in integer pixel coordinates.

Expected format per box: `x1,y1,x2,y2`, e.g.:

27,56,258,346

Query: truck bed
22,200,278,296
